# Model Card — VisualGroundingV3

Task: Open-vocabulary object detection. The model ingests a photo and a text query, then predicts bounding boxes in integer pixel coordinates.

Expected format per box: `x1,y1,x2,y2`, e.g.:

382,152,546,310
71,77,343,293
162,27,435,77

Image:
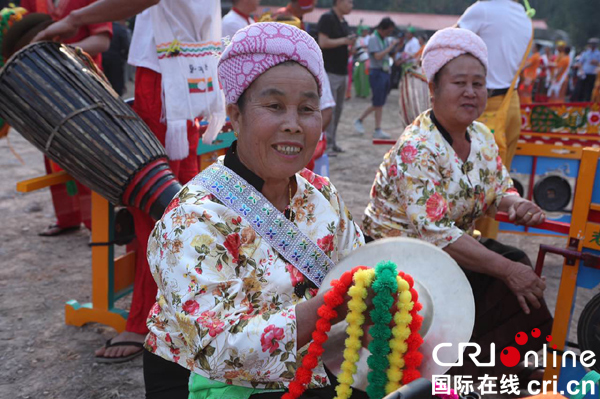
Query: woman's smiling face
228,62,322,182
431,54,487,128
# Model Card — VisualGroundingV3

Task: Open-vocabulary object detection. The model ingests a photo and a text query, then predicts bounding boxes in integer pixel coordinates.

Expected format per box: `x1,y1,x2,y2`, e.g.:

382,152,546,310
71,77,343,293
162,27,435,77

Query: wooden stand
17,172,135,332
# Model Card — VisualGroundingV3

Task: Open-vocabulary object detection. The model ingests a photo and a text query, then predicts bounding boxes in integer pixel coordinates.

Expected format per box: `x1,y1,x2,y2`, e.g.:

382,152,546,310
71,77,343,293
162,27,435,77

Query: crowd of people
3,0,599,397
518,37,600,104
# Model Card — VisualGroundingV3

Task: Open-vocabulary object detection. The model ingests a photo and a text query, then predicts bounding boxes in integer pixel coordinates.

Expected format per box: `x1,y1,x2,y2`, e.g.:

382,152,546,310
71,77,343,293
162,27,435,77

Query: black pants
144,349,190,399
143,349,369,398
447,238,553,378
573,74,596,102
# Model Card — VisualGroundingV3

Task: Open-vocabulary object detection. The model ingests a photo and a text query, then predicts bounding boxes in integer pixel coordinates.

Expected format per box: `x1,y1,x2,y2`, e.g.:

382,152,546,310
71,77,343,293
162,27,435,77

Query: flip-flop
38,224,80,237
95,338,144,364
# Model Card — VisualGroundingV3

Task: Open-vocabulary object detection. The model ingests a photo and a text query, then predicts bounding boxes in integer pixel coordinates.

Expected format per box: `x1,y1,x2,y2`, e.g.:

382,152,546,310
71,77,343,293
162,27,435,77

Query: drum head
533,175,571,212
318,237,475,391
577,293,600,373
512,178,525,198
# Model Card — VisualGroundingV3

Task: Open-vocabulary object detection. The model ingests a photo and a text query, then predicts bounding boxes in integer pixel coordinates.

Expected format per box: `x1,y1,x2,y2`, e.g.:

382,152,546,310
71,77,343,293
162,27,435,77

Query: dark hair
535,43,542,52
377,17,395,31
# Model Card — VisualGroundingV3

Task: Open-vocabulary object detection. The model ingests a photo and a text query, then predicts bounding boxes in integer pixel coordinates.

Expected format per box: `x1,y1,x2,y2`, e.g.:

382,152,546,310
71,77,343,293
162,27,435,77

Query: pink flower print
317,234,335,253
400,145,418,164
300,169,329,190
182,300,200,315
224,233,241,263
286,264,305,286
260,324,285,354
164,197,180,214
425,193,448,222
198,310,225,337
388,164,398,177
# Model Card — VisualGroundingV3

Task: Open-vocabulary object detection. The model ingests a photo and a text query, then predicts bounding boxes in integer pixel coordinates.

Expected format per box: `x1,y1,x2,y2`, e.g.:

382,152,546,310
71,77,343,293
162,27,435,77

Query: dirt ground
0,82,595,399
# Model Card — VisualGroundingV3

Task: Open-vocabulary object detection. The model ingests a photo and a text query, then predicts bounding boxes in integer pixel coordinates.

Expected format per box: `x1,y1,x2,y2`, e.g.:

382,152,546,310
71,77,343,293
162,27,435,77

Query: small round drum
318,237,475,391
0,42,181,219
399,68,430,129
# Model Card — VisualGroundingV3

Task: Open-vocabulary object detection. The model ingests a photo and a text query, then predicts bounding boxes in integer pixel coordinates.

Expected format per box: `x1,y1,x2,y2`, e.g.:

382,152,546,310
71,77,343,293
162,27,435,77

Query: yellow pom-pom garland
335,268,375,399
385,275,413,394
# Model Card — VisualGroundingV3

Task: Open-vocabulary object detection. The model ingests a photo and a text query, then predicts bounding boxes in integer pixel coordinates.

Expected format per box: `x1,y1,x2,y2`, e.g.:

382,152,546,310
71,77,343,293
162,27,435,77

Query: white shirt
222,9,254,39
404,37,421,56
128,9,159,72
459,0,532,89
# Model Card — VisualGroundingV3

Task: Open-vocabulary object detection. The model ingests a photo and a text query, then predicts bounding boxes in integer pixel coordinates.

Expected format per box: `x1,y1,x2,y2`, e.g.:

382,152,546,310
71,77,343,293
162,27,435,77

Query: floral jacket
145,153,364,390
363,110,518,248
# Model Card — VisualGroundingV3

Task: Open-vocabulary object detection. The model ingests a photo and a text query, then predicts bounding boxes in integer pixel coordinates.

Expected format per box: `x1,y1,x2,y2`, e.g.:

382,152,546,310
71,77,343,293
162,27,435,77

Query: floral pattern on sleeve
145,160,364,390
363,110,519,247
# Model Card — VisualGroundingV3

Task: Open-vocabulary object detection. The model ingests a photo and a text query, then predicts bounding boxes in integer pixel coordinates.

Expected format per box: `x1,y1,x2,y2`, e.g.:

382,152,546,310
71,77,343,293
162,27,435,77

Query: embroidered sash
192,164,334,287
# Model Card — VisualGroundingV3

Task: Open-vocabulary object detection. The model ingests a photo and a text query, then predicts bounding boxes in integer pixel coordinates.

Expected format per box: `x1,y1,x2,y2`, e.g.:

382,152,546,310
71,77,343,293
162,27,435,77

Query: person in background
402,26,420,63
572,38,600,102
102,20,130,96
548,44,571,103
352,24,370,98
458,0,531,168
533,45,552,103
33,0,225,366
317,0,355,154
518,43,541,104
271,0,314,30
221,0,259,39
20,0,112,237
354,17,398,140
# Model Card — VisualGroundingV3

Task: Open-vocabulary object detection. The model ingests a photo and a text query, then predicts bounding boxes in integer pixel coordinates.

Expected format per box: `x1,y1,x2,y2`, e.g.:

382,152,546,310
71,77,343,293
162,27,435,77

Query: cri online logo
433,328,597,368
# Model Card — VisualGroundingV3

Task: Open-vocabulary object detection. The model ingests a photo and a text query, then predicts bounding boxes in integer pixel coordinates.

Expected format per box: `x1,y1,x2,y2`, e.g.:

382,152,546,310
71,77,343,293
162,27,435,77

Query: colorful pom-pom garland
0,6,28,67
283,262,424,399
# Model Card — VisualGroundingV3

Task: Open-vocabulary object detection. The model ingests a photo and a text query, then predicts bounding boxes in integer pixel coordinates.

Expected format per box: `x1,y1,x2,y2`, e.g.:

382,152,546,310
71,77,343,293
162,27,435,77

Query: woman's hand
507,199,546,226
503,261,546,314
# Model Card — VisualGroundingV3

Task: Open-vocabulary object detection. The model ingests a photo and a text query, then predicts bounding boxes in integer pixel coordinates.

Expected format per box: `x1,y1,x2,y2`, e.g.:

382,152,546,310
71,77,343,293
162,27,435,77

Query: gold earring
234,130,238,138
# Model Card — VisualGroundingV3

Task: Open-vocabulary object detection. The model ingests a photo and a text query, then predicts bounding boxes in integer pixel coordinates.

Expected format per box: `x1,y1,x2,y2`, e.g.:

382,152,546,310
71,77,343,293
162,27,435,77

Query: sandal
95,338,144,364
38,224,80,237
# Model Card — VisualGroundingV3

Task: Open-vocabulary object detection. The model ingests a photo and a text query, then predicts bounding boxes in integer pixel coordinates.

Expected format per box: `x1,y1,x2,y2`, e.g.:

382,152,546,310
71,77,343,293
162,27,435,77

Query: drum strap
45,103,103,151
192,163,335,287
45,103,137,151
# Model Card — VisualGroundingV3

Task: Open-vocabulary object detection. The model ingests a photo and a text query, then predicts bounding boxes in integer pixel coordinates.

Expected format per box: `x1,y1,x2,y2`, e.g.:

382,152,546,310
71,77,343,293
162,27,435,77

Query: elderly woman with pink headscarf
363,28,552,380
142,22,367,398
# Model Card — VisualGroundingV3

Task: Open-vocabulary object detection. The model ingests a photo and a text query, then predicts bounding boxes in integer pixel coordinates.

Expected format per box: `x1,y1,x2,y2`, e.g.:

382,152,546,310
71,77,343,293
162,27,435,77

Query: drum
398,68,430,128
0,42,181,220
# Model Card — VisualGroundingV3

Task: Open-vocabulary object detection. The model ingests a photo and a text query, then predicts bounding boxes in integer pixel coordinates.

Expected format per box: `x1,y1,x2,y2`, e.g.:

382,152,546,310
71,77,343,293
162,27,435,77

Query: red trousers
45,158,92,230
126,67,200,334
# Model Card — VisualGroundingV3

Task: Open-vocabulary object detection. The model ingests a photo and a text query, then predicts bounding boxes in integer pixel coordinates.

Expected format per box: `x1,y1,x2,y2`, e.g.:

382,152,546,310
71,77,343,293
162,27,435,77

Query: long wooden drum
399,68,430,128
0,42,181,219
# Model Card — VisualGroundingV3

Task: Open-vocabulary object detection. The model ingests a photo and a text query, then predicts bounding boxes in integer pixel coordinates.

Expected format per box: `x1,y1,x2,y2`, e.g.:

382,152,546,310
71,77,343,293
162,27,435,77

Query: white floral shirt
145,157,364,390
363,110,518,248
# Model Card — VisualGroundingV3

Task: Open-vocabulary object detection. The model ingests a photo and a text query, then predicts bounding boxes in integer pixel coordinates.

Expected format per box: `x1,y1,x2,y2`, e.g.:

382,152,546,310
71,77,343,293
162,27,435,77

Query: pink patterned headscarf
218,22,325,104
421,27,488,83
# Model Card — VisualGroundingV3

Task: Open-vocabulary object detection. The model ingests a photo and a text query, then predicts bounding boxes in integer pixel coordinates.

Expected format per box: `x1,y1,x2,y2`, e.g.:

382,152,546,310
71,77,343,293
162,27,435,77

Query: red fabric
20,0,113,65
44,157,91,230
125,67,200,334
